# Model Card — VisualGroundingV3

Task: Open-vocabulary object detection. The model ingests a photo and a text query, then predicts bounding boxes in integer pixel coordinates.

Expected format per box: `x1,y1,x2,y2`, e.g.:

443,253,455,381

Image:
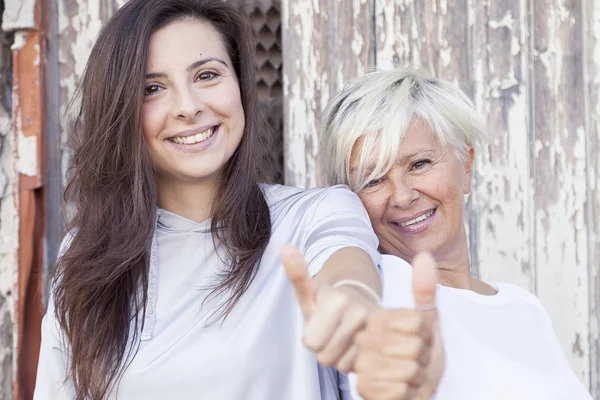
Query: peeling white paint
2,0,35,31
536,126,590,384
489,12,513,30
33,43,40,66
17,133,38,177
10,31,27,51
0,105,18,333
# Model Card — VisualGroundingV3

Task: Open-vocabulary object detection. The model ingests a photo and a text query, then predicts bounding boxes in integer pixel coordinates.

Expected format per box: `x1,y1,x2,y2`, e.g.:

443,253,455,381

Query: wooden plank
12,0,47,397
0,19,17,400
468,0,536,291
44,0,64,306
584,0,600,396
374,0,472,87
282,0,374,188
532,0,590,386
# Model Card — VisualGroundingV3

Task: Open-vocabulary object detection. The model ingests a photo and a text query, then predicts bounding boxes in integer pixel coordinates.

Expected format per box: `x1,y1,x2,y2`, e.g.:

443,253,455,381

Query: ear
463,146,475,194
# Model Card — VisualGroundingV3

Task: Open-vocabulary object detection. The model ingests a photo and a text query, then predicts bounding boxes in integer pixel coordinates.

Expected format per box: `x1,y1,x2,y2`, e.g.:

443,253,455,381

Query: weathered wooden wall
282,0,599,396
0,0,597,399
0,0,16,395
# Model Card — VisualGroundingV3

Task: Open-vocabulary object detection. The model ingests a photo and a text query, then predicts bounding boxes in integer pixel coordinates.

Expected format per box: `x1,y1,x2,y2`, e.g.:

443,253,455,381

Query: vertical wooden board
282,0,373,188
532,0,590,385
584,0,600,396
468,1,535,291
374,0,471,89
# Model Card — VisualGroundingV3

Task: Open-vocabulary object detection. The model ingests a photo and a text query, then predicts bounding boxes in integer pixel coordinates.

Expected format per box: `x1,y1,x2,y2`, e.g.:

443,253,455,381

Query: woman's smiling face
142,18,245,185
353,119,474,262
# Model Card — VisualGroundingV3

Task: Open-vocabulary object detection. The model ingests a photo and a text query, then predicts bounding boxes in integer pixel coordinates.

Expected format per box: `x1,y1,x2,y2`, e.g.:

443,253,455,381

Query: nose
388,175,419,209
172,84,203,121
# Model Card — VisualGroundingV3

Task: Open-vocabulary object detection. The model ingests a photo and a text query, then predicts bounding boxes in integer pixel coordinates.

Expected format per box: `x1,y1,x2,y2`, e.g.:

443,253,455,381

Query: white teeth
170,127,215,145
400,210,435,227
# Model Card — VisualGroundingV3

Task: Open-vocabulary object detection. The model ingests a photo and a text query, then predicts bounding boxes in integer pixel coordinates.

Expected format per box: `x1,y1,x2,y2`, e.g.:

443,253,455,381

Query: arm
314,246,382,301
282,186,383,373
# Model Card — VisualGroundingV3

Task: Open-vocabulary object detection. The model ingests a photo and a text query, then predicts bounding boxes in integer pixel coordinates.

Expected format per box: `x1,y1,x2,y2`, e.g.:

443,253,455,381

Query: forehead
147,19,230,71
349,119,441,168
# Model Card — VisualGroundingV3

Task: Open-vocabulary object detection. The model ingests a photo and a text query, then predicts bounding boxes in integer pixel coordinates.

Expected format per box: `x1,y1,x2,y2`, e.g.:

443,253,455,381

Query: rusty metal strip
12,0,46,398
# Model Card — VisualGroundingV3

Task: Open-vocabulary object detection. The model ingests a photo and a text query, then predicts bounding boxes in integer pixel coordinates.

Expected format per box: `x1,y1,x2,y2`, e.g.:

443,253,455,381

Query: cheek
142,102,165,142
217,83,244,117
358,193,385,223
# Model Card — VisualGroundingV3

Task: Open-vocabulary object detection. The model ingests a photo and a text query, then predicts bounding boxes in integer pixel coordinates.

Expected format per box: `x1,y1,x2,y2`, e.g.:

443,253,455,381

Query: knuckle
354,331,369,348
414,312,425,330
367,309,386,327
302,333,318,351
404,360,420,380
410,336,424,358
395,383,409,399
353,353,369,372
356,378,374,399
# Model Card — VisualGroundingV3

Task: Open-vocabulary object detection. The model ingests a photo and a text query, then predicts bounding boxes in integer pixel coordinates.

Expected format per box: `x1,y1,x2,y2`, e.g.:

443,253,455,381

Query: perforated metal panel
243,0,283,182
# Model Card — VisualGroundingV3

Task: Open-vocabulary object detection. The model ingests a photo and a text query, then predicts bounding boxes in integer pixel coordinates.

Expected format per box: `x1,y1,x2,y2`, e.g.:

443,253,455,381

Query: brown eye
364,177,384,188
411,159,431,170
197,71,219,81
144,84,162,96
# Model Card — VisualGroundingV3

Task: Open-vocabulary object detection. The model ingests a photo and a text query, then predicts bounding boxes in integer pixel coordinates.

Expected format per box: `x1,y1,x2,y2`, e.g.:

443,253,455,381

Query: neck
433,230,496,295
157,176,219,223
431,227,473,289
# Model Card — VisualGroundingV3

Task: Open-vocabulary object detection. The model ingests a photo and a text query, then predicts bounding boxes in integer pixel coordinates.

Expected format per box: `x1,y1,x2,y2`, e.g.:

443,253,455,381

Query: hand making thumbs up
353,252,445,400
281,244,380,373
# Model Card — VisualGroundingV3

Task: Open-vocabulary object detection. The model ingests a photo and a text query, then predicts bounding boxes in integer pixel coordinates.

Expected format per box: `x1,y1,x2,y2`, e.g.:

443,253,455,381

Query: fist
354,252,445,400
281,244,378,373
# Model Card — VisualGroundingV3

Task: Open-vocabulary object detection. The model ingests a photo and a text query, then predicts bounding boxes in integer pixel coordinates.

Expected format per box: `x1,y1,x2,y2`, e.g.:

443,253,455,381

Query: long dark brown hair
53,1,274,398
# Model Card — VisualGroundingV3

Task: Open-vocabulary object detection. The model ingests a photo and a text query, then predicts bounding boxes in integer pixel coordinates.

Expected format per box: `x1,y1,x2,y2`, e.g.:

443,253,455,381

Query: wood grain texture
282,0,373,188
532,0,590,385
468,0,536,292
584,0,600,396
45,0,65,306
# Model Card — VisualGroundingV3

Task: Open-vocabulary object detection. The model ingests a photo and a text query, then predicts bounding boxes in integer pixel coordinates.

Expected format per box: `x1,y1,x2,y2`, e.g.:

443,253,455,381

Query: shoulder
261,184,363,219
261,184,357,206
495,282,545,308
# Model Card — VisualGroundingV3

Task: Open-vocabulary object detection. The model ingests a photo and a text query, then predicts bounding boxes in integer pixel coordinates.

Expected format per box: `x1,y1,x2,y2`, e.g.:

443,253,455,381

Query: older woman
321,69,592,400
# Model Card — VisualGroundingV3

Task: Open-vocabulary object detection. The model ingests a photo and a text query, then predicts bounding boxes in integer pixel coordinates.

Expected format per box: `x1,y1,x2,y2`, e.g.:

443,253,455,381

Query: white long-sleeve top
34,184,381,400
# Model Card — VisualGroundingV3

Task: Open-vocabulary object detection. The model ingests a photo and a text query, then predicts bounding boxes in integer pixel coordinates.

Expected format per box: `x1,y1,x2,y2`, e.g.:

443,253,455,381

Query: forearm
313,247,382,298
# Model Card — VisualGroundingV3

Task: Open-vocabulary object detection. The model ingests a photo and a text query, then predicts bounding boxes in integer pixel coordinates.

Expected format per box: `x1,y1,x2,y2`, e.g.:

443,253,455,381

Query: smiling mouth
167,126,218,145
398,208,436,227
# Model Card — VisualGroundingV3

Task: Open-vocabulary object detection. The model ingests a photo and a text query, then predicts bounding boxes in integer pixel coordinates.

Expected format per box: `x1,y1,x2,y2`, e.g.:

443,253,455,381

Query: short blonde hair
320,68,486,191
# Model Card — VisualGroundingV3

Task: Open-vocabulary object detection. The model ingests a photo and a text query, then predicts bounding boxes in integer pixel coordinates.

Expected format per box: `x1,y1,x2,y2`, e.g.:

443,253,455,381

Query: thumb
411,251,438,310
281,243,316,317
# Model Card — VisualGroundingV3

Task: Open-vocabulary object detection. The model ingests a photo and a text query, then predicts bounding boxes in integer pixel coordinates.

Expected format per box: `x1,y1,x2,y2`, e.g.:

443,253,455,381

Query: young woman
33,1,383,399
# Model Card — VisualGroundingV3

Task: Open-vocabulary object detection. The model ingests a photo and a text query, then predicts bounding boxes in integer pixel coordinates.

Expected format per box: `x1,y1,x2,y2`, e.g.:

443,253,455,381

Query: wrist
332,279,381,307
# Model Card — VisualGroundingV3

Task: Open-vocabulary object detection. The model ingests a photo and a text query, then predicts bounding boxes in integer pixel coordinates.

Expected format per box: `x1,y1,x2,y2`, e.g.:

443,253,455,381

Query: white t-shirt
34,184,381,400
347,255,593,400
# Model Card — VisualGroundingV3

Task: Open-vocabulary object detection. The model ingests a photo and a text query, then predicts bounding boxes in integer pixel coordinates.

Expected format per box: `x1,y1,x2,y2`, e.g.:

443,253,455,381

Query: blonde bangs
321,68,486,192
